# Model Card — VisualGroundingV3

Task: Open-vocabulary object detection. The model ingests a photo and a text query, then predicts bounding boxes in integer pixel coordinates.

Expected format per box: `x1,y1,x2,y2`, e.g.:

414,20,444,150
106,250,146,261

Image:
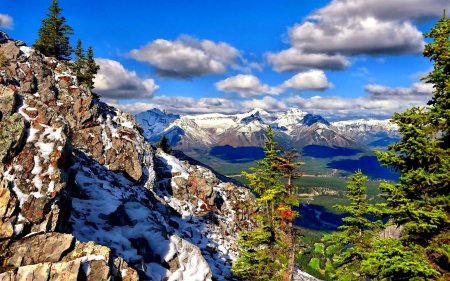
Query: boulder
0,41,20,60
6,233,75,267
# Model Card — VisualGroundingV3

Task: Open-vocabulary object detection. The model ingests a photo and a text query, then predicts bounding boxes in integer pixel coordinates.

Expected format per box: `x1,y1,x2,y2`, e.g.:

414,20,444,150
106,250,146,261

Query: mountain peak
273,108,308,128
301,113,330,126
285,108,306,115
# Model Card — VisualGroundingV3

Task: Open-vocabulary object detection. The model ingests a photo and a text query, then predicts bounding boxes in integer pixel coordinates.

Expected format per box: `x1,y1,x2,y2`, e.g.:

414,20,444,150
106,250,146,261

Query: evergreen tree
84,46,100,89
274,148,304,280
33,0,73,60
157,135,173,155
72,39,86,83
370,11,450,279
327,170,383,281
232,126,302,281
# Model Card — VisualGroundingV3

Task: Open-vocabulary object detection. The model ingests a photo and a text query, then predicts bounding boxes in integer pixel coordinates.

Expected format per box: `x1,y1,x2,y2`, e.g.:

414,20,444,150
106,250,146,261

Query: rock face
0,33,318,281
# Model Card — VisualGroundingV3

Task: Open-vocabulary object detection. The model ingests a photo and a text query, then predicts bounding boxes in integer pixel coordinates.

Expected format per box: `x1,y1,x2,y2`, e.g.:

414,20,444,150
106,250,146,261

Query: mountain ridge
136,108,370,153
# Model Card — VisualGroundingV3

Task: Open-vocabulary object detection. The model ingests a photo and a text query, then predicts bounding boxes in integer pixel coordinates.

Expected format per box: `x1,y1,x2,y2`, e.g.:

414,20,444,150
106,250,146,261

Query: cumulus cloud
216,71,333,97
241,96,288,112
215,74,283,97
94,59,159,99
266,48,350,71
281,70,333,91
110,96,241,115
364,82,433,101
128,35,242,79
284,82,433,120
0,14,13,29
289,17,424,56
267,0,448,72
314,0,450,23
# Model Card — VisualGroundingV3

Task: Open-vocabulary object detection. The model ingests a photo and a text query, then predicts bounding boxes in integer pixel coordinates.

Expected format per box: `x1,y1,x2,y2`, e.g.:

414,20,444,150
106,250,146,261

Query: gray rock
0,113,25,165
0,86,16,120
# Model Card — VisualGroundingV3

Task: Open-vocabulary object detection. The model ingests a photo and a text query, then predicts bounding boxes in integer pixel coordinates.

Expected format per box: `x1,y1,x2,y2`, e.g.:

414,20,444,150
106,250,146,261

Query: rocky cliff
0,32,319,280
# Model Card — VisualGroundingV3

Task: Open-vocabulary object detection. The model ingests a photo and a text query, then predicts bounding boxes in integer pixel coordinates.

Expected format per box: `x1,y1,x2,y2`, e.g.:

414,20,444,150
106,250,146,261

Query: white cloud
289,17,424,56
128,35,241,79
364,82,433,101
267,0,447,72
215,74,283,97
0,14,13,29
109,96,241,115
216,71,334,97
314,0,450,22
282,70,333,91
94,59,159,99
284,82,433,120
241,96,288,112
266,48,350,71
106,81,433,120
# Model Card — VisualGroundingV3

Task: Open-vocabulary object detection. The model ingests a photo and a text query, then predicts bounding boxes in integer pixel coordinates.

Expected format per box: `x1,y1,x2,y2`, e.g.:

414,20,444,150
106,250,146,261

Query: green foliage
72,39,86,82
84,46,100,89
371,11,450,280
232,226,287,281
33,0,73,60
327,170,383,281
157,135,173,155
70,40,100,90
360,238,439,280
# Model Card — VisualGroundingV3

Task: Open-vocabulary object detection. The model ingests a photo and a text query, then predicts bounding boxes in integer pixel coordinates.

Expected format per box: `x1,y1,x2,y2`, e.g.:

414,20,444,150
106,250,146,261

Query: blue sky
1,0,449,120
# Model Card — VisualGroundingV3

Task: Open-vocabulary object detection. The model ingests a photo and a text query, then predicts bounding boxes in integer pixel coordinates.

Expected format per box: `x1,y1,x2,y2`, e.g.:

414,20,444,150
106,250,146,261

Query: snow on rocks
154,151,258,279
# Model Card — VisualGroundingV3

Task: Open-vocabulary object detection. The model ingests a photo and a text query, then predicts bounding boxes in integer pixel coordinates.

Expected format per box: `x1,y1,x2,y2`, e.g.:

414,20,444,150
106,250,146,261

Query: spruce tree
370,11,450,279
157,135,173,155
72,39,86,84
84,46,100,89
33,0,73,60
327,170,383,281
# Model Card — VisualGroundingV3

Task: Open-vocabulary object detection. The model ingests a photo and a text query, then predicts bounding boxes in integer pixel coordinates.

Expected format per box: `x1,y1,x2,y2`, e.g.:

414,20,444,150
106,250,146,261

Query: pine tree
370,10,450,279
274,148,304,281
33,0,73,60
232,126,302,281
72,39,86,84
327,170,383,281
157,135,173,155
84,46,100,89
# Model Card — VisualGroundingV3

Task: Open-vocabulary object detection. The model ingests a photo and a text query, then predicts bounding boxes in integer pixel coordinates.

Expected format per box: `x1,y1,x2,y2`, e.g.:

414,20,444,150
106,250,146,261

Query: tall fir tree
84,46,100,89
370,10,450,280
33,0,73,60
327,170,383,281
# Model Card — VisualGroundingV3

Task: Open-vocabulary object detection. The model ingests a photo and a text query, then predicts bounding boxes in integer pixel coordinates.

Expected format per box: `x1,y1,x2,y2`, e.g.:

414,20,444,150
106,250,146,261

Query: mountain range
136,108,399,158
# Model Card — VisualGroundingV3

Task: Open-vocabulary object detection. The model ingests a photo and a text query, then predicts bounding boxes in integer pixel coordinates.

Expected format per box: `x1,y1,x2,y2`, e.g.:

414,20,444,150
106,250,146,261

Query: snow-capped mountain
331,119,399,148
135,108,367,153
